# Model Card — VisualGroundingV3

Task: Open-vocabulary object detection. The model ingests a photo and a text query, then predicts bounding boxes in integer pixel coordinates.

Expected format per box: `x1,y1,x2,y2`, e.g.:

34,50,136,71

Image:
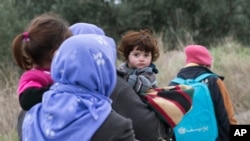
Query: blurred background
1,0,250,140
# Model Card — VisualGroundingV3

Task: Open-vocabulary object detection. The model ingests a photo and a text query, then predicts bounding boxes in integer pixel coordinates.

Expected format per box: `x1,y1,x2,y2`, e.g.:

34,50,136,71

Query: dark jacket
18,110,136,141
92,110,136,141
111,74,172,141
19,85,51,110
169,66,237,141
17,72,172,141
18,87,137,141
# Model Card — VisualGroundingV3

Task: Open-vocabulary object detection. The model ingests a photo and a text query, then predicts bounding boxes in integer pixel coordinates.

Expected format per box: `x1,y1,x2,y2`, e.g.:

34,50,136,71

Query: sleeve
19,85,51,110
216,79,237,124
110,76,169,141
18,80,44,95
208,77,231,140
17,70,53,95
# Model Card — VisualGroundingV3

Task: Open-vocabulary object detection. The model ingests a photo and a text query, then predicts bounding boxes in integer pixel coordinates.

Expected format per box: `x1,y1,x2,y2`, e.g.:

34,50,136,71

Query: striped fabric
139,85,194,128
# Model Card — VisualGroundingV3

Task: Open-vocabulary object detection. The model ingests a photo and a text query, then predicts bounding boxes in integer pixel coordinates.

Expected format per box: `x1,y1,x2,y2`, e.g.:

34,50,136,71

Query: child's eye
144,53,150,57
133,53,139,57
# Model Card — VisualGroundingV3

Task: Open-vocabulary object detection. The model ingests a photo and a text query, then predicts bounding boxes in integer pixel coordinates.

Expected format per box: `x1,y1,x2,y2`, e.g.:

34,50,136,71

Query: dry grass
0,62,21,141
1,40,250,140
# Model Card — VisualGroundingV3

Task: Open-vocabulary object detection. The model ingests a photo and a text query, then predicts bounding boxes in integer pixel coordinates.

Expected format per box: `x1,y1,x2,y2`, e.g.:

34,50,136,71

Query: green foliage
0,0,31,65
2,0,250,59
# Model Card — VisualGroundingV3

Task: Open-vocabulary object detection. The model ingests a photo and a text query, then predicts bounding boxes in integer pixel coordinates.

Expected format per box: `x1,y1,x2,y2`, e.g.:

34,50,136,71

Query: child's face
127,47,152,69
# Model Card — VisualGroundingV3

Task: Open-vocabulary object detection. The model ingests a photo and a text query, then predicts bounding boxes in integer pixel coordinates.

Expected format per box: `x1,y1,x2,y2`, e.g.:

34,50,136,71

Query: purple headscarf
70,22,105,35
22,34,117,141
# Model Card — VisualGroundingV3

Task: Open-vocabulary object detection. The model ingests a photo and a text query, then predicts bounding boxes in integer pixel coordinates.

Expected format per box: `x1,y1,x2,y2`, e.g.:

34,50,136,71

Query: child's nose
139,56,145,61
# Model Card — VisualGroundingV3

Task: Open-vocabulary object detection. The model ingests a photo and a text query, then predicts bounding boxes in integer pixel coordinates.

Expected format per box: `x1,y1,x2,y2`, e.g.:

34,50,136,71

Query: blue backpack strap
171,77,185,84
194,73,216,82
171,73,216,84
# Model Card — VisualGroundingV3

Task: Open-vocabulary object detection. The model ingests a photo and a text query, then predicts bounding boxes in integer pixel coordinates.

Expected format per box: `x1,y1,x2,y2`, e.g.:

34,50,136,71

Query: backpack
171,73,218,141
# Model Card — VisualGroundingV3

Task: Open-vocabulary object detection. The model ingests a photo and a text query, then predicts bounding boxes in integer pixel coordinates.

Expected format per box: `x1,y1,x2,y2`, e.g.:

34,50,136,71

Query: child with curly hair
117,29,160,93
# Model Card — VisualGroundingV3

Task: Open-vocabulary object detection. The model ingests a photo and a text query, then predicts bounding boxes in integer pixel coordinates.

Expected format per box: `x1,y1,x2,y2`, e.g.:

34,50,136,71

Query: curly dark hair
118,29,160,62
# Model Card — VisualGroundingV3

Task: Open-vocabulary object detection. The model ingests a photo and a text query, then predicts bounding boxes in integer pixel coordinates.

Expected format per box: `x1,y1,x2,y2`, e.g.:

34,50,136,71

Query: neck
185,63,199,67
33,64,51,70
185,63,211,69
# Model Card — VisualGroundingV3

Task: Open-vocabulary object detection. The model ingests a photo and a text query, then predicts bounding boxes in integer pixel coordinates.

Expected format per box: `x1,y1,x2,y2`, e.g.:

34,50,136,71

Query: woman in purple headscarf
22,34,136,141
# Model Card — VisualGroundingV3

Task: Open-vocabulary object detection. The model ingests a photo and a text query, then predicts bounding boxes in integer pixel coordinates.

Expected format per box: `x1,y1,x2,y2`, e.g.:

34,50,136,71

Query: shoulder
207,74,224,82
110,76,137,102
92,110,134,141
100,110,133,129
18,69,53,89
21,69,50,79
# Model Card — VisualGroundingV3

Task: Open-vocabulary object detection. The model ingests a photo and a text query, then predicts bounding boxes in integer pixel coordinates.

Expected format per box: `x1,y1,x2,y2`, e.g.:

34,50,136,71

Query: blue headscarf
22,34,117,141
69,22,105,35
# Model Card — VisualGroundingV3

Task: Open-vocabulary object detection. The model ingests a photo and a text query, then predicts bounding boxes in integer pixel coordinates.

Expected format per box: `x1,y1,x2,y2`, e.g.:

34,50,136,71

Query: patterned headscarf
22,34,117,141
